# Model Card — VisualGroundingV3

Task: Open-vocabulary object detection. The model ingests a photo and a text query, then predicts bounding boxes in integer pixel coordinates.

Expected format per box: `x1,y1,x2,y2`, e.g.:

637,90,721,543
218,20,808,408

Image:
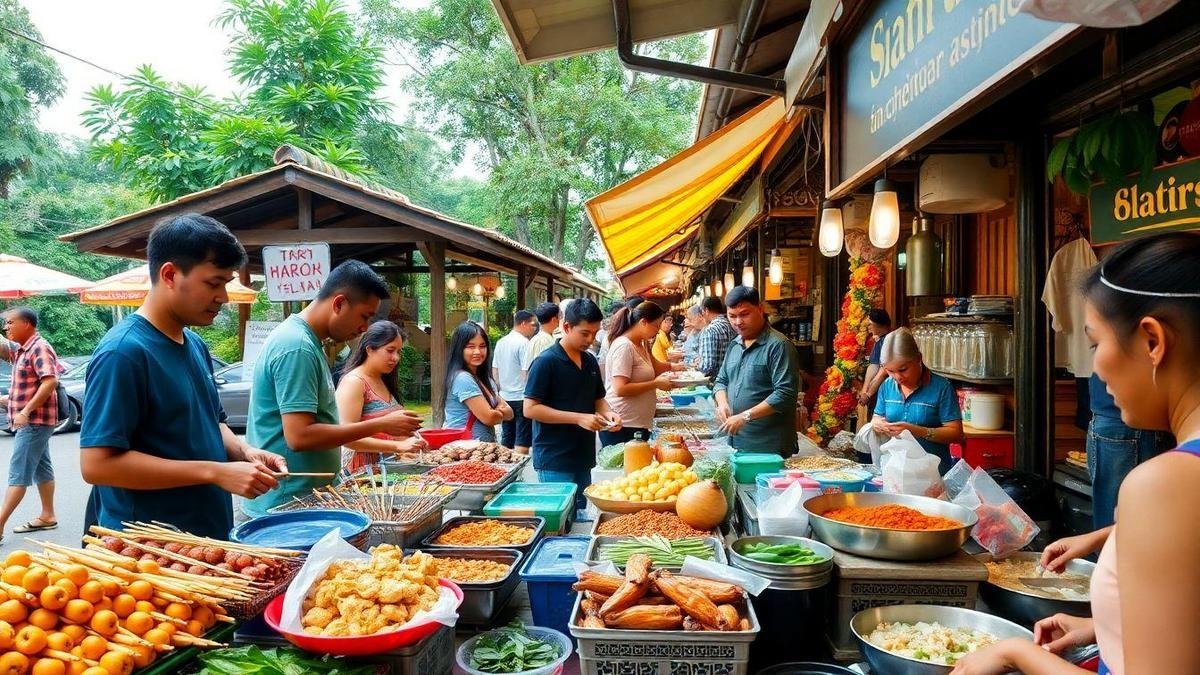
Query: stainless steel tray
421,515,545,557
569,587,761,638
424,458,527,511
421,547,523,625
585,535,727,571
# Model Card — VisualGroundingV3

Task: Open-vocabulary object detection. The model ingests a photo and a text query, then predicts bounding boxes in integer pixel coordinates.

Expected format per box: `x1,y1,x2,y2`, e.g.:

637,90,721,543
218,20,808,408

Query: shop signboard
262,242,330,302
831,0,1076,196
1089,157,1200,244
243,321,280,372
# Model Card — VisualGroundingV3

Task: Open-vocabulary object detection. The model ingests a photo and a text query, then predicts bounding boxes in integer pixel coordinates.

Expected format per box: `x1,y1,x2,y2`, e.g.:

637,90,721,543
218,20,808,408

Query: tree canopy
0,0,64,197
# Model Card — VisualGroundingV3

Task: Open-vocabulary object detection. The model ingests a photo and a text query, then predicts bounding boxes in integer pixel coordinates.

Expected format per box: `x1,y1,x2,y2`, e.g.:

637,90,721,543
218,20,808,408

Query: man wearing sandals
0,306,61,539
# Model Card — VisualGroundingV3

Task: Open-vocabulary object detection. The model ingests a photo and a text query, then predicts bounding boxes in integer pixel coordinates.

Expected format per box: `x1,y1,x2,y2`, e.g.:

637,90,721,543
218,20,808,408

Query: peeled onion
675,480,727,530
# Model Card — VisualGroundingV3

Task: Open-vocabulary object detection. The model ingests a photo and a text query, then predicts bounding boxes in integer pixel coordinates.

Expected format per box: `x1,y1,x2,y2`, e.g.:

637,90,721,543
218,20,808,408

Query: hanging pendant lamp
818,200,844,257
869,179,901,249
741,258,755,288
447,276,457,290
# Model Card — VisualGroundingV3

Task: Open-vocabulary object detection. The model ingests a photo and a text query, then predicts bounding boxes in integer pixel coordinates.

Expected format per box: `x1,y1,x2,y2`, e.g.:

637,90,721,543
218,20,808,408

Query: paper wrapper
281,530,459,633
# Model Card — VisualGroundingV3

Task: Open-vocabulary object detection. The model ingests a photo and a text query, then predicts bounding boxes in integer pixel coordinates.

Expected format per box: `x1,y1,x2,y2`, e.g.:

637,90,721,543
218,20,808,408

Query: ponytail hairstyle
1080,232,1200,347
608,299,666,343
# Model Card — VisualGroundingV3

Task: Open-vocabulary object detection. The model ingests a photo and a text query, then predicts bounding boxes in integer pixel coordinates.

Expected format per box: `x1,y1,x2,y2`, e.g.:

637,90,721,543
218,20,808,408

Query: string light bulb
741,259,754,288
869,178,901,249
494,285,505,299
713,278,724,297
818,200,844,257
447,276,457,290
724,269,735,292
472,282,483,296
768,249,783,285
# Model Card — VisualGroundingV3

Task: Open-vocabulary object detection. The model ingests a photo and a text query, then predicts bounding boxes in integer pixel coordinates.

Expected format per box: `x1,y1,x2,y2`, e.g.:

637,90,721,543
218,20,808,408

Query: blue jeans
1087,414,1168,529
536,468,592,513
9,424,54,487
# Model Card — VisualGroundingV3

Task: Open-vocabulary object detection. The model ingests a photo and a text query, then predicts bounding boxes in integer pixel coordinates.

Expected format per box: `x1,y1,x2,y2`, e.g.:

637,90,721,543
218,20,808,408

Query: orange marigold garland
806,256,885,445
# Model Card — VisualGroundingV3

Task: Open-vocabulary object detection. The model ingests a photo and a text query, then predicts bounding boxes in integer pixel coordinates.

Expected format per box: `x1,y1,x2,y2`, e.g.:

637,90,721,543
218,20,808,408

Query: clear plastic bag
759,482,809,537
879,431,945,498
795,434,823,458
854,425,886,466
944,460,1040,558
1019,0,1178,27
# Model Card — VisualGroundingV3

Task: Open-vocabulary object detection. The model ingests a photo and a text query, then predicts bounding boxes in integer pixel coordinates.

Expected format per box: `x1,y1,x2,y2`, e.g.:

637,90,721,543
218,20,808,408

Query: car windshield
216,365,244,382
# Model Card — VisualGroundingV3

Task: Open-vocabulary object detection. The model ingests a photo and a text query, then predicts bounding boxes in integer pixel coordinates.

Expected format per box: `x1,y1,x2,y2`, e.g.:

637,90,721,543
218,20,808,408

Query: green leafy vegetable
198,645,376,675
469,621,561,673
692,456,734,511
598,536,715,566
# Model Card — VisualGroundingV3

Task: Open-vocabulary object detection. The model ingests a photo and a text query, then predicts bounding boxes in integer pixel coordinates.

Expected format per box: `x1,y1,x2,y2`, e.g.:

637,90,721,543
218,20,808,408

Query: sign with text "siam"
263,243,330,302
1090,158,1200,245
834,0,1074,193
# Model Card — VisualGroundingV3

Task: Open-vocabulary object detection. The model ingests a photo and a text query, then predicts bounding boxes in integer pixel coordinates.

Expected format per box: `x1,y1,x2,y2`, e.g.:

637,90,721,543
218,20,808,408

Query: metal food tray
588,511,716,539
420,547,524,625
585,535,727,571
419,458,527,511
654,406,699,418
366,499,447,550
652,422,716,439
421,515,546,557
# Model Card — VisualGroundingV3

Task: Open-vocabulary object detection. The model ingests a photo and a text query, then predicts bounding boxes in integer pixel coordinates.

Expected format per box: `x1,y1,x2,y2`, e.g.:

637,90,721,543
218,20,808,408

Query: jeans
9,423,54,486
1087,413,1168,529
500,400,531,449
598,427,649,447
536,468,592,513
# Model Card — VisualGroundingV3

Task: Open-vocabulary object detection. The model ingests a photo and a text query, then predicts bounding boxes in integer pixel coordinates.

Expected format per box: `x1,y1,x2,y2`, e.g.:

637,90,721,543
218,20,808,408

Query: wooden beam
233,227,432,246
237,267,251,358
418,241,447,427
373,264,490,274
297,189,313,230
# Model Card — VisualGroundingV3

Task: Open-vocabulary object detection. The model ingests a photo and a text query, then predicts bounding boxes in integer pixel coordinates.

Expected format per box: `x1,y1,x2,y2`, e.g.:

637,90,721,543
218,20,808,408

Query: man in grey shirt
713,286,799,455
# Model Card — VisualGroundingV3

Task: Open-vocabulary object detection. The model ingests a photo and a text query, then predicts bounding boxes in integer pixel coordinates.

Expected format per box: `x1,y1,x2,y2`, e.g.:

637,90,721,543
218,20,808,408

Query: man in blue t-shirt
80,214,288,540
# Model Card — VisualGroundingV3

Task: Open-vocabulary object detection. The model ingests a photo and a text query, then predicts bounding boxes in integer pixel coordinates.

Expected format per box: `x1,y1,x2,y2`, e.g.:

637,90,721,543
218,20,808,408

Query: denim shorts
9,423,55,487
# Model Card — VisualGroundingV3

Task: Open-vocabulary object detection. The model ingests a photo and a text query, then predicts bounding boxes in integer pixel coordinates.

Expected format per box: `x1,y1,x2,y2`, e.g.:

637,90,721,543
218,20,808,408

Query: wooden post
297,189,313,230
420,241,447,427
237,267,251,358
517,266,528,309
546,274,555,302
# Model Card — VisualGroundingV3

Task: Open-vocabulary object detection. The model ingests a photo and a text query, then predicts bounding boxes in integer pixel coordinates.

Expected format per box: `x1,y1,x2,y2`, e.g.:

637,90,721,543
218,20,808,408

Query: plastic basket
519,536,591,640
456,626,572,675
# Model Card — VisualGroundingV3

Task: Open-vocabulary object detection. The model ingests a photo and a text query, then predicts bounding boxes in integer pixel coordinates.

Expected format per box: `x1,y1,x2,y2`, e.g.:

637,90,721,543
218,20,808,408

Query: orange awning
80,265,257,306
585,97,787,276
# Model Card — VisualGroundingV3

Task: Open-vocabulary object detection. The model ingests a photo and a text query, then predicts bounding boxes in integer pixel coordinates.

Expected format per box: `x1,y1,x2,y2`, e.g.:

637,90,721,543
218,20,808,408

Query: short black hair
534,302,560,324
726,286,760,308
701,296,726,314
606,300,626,315
566,297,603,325
317,260,390,302
6,306,37,328
147,213,247,283
514,309,535,324
868,309,892,326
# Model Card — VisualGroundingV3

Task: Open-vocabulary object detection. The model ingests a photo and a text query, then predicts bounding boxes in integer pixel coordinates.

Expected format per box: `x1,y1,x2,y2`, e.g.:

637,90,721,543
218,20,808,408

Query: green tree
0,0,64,197
361,0,705,271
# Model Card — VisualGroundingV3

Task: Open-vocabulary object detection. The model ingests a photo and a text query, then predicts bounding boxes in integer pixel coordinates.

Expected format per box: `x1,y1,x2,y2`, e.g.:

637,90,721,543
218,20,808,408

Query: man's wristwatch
740,411,752,424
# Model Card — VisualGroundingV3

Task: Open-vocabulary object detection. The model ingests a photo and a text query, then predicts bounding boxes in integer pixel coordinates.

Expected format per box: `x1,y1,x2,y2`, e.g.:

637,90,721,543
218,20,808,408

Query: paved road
0,430,91,552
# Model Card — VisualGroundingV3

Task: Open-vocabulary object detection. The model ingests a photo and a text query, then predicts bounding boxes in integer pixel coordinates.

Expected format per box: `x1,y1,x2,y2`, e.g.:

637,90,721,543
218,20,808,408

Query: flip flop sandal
13,520,57,533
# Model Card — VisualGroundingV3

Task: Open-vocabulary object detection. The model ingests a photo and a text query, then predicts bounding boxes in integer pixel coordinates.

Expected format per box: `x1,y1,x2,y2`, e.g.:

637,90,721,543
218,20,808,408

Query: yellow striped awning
80,265,258,306
585,97,787,276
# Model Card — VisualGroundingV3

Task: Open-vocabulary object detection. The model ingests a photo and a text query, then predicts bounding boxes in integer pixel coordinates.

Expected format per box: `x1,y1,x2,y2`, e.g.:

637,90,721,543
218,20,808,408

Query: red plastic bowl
263,578,464,656
417,428,467,449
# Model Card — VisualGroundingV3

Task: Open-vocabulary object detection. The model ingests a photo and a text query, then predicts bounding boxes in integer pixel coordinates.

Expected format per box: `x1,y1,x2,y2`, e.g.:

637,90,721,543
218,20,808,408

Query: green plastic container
484,482,577,533
732,452,785,484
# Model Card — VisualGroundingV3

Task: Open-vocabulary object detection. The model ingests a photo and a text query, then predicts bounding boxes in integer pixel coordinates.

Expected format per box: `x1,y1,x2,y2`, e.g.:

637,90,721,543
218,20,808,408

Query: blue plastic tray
230,508,370,551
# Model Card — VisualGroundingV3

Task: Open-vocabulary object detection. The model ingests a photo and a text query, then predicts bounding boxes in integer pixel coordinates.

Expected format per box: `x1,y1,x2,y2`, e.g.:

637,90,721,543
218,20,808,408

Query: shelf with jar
910,318,1014,382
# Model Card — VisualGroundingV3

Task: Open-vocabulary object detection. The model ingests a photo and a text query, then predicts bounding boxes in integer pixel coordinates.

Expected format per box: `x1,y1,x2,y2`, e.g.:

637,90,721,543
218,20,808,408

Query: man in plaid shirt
0,306,60,539
694,296,738,378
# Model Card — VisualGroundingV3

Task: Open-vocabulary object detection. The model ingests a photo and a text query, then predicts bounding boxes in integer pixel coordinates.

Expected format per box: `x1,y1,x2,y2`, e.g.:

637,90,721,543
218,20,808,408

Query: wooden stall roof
59,145,604,295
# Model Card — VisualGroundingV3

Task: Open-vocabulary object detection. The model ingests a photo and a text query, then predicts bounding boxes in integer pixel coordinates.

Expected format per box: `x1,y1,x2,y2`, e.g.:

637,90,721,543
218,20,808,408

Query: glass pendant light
472,282,483,296
494,285,505,299
713,278,724,297
741,258,754,288
869,178,901,249
818,200,844,257
447,275,457,290
723,268,735,291
768,250,783,285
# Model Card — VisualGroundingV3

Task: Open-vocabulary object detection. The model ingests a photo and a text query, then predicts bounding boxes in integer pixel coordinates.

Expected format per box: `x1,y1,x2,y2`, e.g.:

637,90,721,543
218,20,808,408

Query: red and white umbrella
0,254,95,299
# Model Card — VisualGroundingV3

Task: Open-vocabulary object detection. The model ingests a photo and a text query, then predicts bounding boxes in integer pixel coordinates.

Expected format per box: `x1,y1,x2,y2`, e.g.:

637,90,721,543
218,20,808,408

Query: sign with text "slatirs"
263,243,330,301
1090,158,1200,245
835,0,1074,194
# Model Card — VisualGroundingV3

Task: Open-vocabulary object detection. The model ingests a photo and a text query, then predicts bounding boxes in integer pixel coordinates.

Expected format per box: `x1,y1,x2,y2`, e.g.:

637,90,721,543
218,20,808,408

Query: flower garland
806,256,885,445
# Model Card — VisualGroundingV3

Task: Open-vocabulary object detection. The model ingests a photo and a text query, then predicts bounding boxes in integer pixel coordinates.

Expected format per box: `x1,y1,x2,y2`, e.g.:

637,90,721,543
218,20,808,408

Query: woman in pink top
954,233,1200,674
601,301,681,446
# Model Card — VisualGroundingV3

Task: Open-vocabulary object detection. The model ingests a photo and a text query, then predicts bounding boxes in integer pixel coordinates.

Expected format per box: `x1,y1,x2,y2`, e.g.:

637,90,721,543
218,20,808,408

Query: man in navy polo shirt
524,298,621,517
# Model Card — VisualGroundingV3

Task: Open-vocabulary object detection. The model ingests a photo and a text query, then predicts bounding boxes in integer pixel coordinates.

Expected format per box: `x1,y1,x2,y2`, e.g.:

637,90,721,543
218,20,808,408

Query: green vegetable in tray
739,542,829,565
598,535,715,566
597,443,626,469
469,621,562,673
198,645,376,674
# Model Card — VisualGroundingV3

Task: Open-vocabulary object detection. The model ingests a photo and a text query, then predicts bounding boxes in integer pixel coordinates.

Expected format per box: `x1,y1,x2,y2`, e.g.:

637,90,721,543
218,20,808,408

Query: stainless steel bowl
805,492,977,561
729,535,834,577
975,552,1094,627
851,604,1032,675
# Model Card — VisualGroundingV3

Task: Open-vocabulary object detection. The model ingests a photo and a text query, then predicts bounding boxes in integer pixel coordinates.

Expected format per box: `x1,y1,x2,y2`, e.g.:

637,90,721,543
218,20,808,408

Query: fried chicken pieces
301,545,441,636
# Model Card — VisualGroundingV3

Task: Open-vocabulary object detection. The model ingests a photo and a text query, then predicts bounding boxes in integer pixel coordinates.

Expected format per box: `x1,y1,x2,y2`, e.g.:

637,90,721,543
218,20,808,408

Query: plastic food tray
422,547,524,625
584,535,727,571
421,515,546,557
588,511,715,539
483,482,577,534
569,591,760,675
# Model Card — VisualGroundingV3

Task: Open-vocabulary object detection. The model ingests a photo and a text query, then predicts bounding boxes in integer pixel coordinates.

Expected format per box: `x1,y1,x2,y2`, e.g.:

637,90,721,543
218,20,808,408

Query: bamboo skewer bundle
86,529,260,582
127,521,301,558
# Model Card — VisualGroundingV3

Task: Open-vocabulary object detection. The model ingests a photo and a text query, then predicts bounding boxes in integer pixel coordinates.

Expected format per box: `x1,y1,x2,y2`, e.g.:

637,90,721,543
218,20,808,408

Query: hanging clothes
1041,237,1098,377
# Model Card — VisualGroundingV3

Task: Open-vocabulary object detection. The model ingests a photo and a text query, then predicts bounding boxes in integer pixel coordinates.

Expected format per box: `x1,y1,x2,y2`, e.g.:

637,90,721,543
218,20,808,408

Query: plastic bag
759,481,809,536
879,431,945,498
795,434,823,458
947,462,1040,558
1019,0,1178,27
826,431,859,459
854,425,886,466
281,530,460,632
597,443,625,469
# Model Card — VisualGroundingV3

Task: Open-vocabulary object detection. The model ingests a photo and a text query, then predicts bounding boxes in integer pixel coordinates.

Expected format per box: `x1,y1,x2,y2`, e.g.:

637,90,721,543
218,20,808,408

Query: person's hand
720,412,747,436
375,409,423,436
857,389,871,406
1041,534,1098,573
577,413,605,432
949,638,1024,675
653,374,676,391
0,395,8,407
496,400,514,419
394,436,429,453
11,410,28,429
715,401,732,423
1034,614,1096,653
604,413,623,432
213,461,279,499
242,447,288,475
670,363,687,372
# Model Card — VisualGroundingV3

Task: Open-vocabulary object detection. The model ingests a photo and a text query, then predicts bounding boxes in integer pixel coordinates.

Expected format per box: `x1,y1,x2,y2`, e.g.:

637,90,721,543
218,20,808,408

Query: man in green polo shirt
714,286,800,455
242,260,423,518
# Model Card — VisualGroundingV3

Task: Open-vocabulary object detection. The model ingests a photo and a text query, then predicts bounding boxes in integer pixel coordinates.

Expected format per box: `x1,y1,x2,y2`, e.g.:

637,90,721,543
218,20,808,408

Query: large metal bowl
975,552,1094,627
851,604,1032,675
804,492,977,561
729,535,834,577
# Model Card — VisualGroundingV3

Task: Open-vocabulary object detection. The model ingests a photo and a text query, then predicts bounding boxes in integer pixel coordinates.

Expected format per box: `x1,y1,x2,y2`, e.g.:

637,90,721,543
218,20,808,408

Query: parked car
213,362,252,430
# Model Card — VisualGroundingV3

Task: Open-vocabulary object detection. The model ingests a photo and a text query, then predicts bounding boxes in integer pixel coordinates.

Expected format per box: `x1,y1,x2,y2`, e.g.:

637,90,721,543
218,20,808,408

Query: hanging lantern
723,269,735,291
494,285,505,299
818,200,844,257
768,249,784,285
741,259,754,288
713,278,724,297
472,282,483,296
447,276,457,290
869,179,900,249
